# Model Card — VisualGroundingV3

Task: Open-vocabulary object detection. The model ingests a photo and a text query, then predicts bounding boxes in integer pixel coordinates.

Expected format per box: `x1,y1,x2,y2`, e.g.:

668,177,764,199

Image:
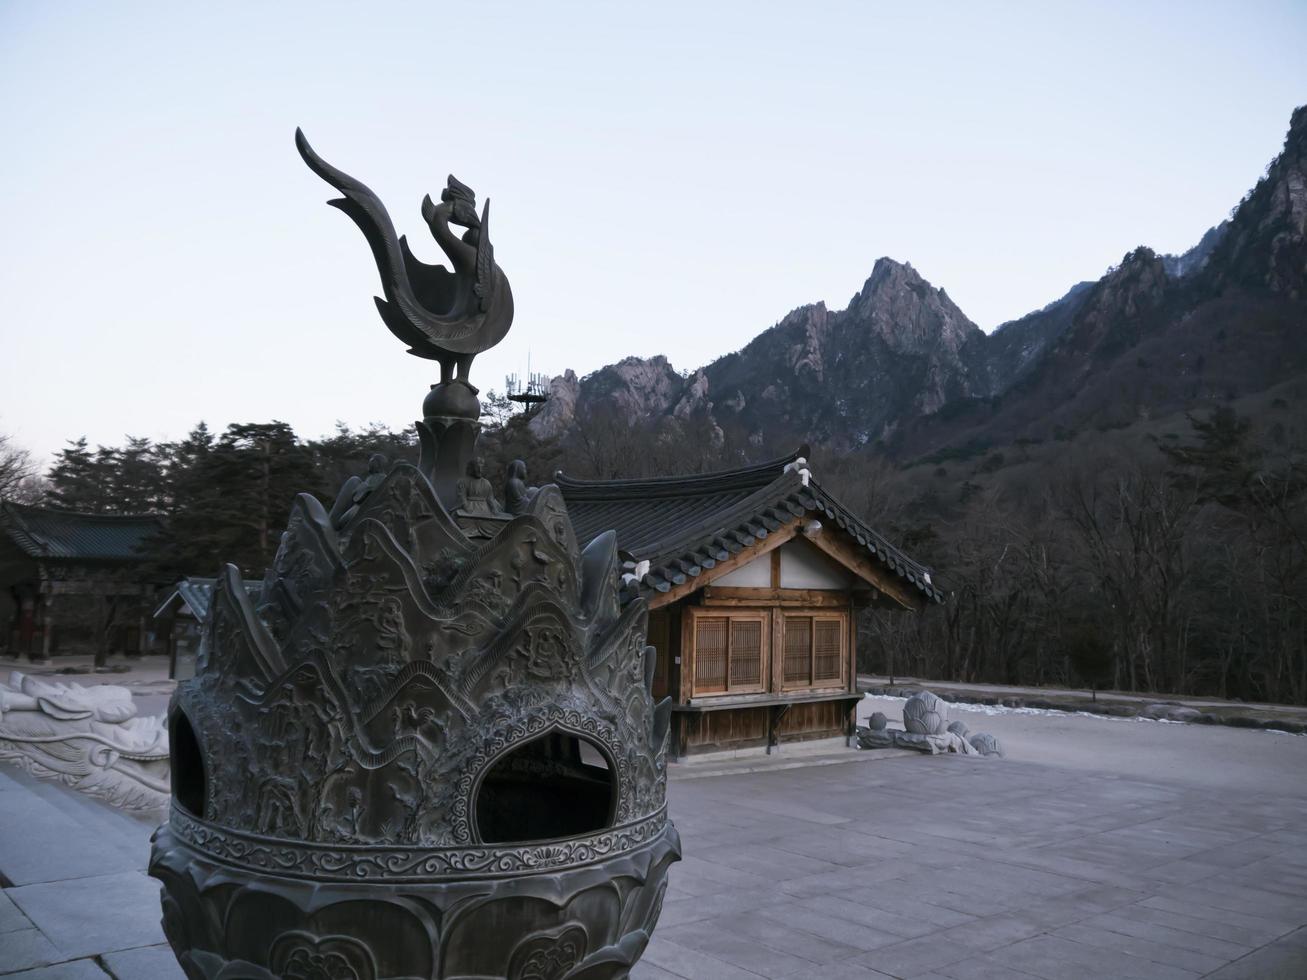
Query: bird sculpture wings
296,128,514,381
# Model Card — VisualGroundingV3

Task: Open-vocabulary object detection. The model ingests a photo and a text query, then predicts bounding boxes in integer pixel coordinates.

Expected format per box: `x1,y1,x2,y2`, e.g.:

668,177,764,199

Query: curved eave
626,476,941,607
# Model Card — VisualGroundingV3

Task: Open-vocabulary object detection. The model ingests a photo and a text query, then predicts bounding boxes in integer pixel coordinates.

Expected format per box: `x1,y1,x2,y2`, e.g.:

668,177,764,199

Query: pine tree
45,438,113,512
140,423,218,580
308,421,417,496
106,436,168,513
205,422,324,576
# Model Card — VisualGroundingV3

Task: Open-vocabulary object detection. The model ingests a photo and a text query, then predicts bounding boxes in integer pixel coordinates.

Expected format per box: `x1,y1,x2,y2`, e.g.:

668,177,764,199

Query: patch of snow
863,693,1304,735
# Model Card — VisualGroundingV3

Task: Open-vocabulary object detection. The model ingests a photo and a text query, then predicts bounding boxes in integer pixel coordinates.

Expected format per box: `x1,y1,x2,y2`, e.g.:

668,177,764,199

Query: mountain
1161,221,1229,278
532,107,1307,464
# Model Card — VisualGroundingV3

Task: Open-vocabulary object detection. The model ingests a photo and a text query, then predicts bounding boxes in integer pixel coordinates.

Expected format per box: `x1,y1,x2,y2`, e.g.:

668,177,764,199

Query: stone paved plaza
2,699,1306,979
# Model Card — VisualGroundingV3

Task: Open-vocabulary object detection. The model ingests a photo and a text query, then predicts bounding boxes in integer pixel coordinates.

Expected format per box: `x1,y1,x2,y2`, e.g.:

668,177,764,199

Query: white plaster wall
713,553,772,587
711,538,854,590
779,538,855,590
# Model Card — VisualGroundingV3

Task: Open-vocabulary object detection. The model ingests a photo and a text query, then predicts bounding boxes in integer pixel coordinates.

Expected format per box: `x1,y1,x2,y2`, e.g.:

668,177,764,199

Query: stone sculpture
856,690,1003,758
149,132,680,980
504,459,537,516
0,671,169,811
968,732,1004,756
902,689,949,735
455,457,501,516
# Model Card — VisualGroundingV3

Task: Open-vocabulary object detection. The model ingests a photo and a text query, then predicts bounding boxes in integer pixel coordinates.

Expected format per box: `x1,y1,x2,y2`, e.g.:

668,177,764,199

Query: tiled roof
0,501,162,562
154,576,263,622
556,449,942,605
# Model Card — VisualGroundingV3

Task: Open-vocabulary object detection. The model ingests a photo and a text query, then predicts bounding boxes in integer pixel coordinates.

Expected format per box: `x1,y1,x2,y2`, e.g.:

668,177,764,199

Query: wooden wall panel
681,708,770,751
776,701,845,740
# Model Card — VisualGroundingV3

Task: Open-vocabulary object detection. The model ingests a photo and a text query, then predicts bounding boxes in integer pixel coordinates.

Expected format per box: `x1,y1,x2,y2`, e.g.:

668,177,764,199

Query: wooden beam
702,587,848,607
769,549,781,588
801,529,923,611
646,520,803,610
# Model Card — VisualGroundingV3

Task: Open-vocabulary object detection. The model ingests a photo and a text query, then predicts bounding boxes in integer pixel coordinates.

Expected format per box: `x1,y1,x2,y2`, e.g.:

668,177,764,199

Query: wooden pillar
846,599,857,739
770,608,783,695
39,594,53,661
17,594,35,655
677,607,693,705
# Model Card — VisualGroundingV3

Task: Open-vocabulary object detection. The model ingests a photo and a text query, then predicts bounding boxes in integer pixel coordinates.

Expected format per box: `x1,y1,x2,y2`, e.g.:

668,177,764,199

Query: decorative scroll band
168,805,670,882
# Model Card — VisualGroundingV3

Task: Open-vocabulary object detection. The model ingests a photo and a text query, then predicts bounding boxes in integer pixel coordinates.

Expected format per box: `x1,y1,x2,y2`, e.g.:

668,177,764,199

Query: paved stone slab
1079,910,1253,961
853,935,979,976
0,963,107,980
7,871,164,960
1121,900,1284,947
1054,921,1230,974
641,937,775,979
0,785,142,886
930,956,1048,980
629,961,684,980
4,701,1307,978
1136,893,1295,945
1201,939,1307,979
656,920,822,977
798,893,943,940
0,890,32,933
99,945,185,980
698,911,867,966
0,930,63,975
982,933,1200,980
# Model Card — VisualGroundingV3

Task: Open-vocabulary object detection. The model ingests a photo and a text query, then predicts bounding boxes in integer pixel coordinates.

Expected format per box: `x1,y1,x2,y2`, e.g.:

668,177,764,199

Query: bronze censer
149,131,680,980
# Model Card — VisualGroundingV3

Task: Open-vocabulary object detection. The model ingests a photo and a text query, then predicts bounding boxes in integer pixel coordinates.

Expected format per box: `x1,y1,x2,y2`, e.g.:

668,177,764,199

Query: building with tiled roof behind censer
0,501,167,661
558,446,941,757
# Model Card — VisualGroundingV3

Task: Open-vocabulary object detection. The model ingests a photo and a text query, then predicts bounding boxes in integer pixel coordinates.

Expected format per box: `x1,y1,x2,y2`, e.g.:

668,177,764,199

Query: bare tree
0,429,41,503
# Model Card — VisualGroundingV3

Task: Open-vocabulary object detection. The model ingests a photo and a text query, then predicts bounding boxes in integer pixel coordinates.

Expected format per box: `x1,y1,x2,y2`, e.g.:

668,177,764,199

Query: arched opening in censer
169,709,207,818
475,730,615,843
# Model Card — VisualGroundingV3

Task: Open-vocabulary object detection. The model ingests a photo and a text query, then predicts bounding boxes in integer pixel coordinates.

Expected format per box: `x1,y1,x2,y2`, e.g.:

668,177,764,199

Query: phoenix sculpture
295,128,513,386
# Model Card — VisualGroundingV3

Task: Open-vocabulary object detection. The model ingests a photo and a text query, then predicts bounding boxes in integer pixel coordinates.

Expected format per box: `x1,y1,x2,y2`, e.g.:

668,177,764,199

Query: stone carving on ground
968,732,1004,756
903,690,949,734
856,689,1003,758
0,670,169,810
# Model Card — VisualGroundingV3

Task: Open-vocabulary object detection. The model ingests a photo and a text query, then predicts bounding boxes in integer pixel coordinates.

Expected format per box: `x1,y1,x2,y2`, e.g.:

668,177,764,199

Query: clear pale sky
2,1,1304,461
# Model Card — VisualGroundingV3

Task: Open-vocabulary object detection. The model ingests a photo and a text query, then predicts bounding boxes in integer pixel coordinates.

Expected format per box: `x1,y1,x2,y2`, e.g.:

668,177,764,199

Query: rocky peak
1101,247,1169,313
672,368,712,420
593,356,684,417
1204,105,1307,297
1056,247,1169,360
1277,105,1307,235
528,356,684,439
847,258,982,356
528,369,580,439
778,302,831,383
1162,222,1229,278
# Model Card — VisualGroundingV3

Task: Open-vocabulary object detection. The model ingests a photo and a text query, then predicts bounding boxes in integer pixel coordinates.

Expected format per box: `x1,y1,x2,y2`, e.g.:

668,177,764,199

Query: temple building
558,448,941,758
152,575,263,679
0,501,165,660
